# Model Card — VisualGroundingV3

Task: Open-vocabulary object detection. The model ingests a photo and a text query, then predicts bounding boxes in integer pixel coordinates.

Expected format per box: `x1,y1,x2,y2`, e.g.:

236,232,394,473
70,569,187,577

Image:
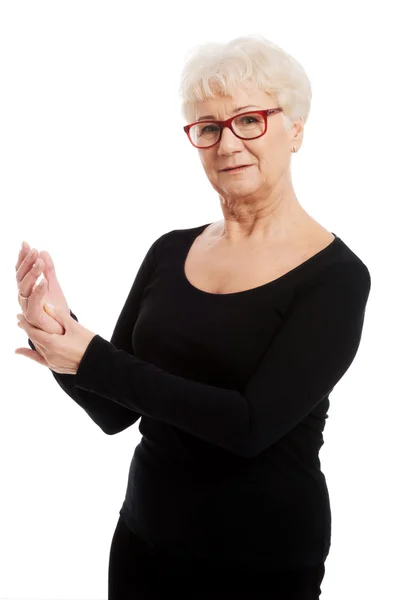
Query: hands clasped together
15,241,97,375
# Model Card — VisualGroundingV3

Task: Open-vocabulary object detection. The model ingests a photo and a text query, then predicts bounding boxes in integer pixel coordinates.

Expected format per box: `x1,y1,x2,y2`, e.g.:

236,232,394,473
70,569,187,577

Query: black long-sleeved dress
28,222,371,571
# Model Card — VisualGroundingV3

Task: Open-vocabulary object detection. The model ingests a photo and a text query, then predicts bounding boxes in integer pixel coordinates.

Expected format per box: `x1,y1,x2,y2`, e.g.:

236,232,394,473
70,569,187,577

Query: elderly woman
15,36,371,599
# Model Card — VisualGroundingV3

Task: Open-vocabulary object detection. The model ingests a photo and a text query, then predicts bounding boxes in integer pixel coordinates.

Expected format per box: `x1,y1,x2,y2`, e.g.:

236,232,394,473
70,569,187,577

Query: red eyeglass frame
183,108,283,148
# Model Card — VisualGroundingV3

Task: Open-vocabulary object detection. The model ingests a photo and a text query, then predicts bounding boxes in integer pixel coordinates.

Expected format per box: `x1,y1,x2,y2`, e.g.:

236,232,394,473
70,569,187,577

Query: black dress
29,223,371,598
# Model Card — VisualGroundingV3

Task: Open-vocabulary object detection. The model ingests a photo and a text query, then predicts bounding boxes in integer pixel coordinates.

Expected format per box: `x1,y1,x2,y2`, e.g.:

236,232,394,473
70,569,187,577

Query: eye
201,125,219,134
239,116,258,124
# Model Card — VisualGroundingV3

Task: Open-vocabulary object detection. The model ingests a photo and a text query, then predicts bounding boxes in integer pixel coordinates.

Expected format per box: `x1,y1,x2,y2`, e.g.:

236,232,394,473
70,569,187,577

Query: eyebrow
196,105,261,122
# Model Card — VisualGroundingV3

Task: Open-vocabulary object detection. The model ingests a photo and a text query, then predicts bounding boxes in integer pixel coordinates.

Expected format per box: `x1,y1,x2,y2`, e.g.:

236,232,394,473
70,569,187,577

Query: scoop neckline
182,222,341,298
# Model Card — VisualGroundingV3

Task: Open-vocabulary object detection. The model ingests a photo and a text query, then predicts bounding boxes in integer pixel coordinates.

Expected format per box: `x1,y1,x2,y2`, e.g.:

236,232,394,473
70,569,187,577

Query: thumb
39,251,58,290
39,250,56,276
43,302,71,330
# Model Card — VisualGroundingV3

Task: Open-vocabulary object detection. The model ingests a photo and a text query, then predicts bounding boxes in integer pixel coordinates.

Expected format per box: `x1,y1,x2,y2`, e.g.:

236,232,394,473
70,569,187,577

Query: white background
1,1,397,598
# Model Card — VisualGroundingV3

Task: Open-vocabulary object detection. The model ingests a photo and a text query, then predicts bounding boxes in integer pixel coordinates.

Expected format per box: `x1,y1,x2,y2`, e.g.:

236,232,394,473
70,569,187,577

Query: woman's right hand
15,242,70,336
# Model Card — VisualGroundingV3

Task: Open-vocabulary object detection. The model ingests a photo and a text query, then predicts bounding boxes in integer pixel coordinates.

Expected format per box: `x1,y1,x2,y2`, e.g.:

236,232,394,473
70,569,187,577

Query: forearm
28,310,141,435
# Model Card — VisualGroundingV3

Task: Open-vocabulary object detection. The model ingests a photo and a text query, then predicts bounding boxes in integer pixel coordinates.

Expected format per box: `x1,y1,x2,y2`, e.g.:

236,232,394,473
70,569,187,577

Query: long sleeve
73,261,371,457
27,235,162,435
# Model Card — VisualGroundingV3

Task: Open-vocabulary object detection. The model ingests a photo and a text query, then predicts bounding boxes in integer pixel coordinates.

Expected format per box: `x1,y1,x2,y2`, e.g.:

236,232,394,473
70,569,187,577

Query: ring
18,291,29,300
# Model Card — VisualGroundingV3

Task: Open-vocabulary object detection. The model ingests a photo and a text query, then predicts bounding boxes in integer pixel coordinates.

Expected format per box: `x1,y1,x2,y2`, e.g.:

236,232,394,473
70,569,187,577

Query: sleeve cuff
74,334,112,389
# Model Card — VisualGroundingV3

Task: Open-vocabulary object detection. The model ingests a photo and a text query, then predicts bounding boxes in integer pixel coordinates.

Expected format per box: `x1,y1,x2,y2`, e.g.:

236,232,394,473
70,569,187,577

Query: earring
291,145,297,153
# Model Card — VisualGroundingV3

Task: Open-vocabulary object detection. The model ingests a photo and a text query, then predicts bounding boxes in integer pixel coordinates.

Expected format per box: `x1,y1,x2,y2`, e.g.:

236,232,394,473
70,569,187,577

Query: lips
222,165,250,171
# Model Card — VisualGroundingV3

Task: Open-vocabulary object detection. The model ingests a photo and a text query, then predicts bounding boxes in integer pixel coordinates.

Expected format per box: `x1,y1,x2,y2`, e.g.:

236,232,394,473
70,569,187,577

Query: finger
33,277,47,299
18,256,45,300
15,347,48,367
17,314,49,346
15,242,35,276
24,278,49,324
16,246,39,290
38,251,59,295
20,279,65,335
27,278,55,316
21,278,46,312
16,321,49,359
15,241,31,272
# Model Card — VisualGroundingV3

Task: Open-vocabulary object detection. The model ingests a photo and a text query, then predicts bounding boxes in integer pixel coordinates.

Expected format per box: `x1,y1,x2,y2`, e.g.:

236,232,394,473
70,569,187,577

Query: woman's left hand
15,303,97,375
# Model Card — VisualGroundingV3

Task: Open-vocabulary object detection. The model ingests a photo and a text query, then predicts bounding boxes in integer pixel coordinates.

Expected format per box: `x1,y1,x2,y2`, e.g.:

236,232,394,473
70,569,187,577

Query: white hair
179,35,312,133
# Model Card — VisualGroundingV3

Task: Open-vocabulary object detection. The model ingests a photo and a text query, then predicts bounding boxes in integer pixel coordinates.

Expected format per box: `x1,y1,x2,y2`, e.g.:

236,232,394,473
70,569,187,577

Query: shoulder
310,259,371,315
304,220,371,291
151,222,214,249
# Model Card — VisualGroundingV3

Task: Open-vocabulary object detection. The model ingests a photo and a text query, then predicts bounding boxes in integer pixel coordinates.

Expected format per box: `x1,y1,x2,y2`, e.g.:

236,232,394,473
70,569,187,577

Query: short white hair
179,35,312,133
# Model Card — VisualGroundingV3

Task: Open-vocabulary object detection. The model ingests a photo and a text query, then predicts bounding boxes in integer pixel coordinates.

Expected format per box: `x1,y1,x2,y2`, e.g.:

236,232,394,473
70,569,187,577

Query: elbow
103,425,120,435
98,421,119,435
102,420,137,436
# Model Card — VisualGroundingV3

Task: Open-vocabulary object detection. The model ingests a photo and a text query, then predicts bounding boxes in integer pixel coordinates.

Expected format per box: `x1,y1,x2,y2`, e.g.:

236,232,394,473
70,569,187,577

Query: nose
217,126,243,152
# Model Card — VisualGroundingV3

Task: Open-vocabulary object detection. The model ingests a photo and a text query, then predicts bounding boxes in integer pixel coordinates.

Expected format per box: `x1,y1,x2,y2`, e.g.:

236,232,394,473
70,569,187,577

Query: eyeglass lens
189,113,266,147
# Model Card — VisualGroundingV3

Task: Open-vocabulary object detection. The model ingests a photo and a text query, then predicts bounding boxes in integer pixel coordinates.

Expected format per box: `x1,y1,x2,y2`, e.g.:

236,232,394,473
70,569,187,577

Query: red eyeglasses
183,108,283,149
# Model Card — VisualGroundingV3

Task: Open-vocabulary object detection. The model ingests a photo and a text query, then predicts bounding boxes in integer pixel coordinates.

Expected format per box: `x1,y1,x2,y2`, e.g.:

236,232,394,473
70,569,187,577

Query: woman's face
193,83,302,204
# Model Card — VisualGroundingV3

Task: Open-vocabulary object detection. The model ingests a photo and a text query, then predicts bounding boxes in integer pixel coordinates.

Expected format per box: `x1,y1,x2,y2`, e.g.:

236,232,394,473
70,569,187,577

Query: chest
184,231,335,295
